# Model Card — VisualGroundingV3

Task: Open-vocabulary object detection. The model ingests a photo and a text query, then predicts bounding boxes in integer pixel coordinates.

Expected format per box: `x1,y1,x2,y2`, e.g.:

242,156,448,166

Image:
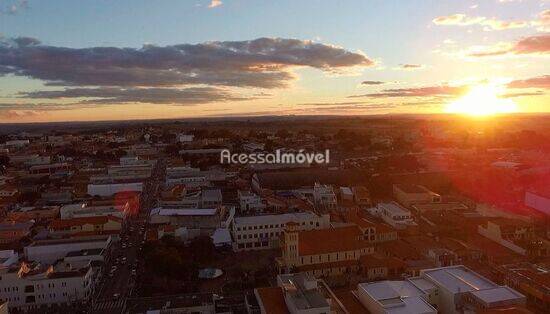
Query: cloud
467,34,550,57
532,9,550,32
0,110,44,119
433,13,528,30
507,75,550,89
500,91,546,98
361,80,385,85
348,85,468,98
433,14,486,26
208,0,222,8
397,64,424,70
0,37,373,90
20,87,256,105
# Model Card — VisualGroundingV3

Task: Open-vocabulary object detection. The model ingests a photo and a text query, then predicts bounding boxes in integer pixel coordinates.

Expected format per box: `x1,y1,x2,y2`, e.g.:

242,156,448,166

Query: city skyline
0,0,549,122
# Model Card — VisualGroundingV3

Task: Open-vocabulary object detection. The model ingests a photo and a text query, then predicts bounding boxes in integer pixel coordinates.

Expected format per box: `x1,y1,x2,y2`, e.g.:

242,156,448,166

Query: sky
0,0,548,122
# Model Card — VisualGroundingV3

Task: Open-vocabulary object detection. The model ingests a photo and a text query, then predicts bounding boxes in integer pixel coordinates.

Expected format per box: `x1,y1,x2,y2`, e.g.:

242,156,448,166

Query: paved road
89,159,165,313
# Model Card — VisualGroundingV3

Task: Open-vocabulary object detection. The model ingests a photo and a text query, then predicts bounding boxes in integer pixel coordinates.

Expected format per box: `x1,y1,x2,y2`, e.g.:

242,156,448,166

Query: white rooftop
470,286,525,305
357,281,436,314
234,211,318,226
150,207,218,216
421,265,496,294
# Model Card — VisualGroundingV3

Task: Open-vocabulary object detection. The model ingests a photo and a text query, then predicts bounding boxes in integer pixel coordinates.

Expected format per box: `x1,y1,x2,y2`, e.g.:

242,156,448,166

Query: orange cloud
433,13,528,30
467,34,550,57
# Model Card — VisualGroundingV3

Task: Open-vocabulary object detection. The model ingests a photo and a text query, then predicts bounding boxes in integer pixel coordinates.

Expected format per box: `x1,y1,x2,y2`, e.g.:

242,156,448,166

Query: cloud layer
349,85,468,98
433,14,528,31
467,34,550,58
0,36,373,107
20,87,254,105
0,37,373,89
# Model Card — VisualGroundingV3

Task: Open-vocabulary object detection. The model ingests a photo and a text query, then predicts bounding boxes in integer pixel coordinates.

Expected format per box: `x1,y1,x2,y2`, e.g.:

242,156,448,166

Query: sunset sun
445,85,518,116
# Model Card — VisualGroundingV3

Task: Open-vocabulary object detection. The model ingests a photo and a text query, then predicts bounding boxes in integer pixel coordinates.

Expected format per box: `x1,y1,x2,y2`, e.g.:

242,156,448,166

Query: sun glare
445,85,518,116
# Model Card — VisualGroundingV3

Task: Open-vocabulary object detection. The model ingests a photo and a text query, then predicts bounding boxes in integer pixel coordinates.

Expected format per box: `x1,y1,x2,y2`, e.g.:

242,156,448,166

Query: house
0,222,33,244
48,216,122,235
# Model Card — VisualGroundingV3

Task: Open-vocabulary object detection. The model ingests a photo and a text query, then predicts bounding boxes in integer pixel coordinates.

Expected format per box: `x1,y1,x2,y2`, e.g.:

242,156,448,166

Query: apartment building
231,211,329,251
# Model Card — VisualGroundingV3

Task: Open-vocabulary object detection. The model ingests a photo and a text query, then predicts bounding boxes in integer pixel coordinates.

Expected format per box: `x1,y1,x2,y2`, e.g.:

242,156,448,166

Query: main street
90,158,165,313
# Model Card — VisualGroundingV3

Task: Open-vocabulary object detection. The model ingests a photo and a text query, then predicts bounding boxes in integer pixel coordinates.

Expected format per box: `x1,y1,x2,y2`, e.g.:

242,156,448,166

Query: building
177,133,194,143
251,169,369,193
149,206,232,237
0,261,95,312
352,186,371,206
24,236,112,264
498,263,550,312
0,222,33,244
254,272,346,314
48,216,122,236
478,218,537,256
87,182,143,197
201,189,223,208
231,211,329,251
60,203,129,220
278,224,374,278
353,265,525,314
342,208,398,243
7,205,60,221
313,183,337,212
238,190,266,213
374,202,416,229
393,184,441,208
355,279,437,314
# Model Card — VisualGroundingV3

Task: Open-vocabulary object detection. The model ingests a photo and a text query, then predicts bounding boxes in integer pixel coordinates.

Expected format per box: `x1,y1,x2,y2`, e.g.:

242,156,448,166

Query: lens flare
445,85,518,116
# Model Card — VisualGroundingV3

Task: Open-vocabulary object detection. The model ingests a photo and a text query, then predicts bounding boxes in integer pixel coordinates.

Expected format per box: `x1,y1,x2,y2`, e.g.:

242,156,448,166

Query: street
90,159,165,313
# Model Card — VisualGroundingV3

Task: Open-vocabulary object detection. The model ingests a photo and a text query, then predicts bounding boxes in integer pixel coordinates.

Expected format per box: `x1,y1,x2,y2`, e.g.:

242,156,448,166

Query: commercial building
24,236,112,264
353,265,526,314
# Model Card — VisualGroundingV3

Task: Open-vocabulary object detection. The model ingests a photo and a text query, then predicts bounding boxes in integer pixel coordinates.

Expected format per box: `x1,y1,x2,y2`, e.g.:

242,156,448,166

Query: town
0,115,547,314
